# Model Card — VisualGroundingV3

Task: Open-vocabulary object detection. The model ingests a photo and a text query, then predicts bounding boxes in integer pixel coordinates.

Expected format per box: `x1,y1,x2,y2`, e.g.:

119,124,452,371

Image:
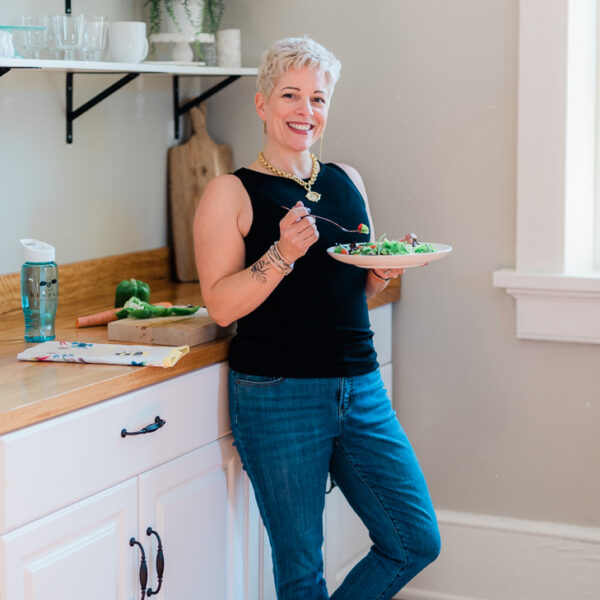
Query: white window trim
493,0,600,344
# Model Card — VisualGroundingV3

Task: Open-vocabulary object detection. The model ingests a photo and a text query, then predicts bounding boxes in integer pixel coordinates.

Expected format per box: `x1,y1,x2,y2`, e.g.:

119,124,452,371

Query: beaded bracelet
369,269,391,283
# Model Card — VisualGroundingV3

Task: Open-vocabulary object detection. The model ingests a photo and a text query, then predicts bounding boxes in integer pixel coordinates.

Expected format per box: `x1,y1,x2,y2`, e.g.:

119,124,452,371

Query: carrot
76,302,173,328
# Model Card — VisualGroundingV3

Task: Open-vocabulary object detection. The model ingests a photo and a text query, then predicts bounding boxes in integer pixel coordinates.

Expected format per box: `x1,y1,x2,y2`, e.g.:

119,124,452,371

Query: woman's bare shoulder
195,172,252,236
198,173,249,215
202,173,247,201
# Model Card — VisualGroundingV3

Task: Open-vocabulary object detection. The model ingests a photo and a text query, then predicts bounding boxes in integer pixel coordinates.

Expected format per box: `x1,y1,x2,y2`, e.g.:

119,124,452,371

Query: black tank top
228,162,378,377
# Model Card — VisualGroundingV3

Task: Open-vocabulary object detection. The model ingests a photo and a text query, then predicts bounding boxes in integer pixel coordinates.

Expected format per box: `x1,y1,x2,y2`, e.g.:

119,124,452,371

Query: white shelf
0,57,257,76
0,57,255,143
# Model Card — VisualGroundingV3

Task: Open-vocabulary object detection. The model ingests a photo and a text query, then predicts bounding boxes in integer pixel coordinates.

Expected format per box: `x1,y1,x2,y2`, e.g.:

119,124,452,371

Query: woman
193,36,440,600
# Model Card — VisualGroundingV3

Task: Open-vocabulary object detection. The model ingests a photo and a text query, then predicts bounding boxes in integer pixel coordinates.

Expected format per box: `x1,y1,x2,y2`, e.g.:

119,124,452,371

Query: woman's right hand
277,201,319,263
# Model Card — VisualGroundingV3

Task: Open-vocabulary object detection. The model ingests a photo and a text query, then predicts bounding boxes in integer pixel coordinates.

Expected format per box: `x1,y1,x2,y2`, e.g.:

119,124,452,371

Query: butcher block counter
0,247,400,435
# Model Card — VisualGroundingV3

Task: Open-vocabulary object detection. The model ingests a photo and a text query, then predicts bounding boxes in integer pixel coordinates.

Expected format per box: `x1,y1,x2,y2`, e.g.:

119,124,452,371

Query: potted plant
144,0,224,37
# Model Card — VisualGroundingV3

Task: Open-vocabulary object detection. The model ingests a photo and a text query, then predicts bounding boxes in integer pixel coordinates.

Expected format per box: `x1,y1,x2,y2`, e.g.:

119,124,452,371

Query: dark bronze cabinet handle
129,537,148,600
121,416,166,438
146,527,164,597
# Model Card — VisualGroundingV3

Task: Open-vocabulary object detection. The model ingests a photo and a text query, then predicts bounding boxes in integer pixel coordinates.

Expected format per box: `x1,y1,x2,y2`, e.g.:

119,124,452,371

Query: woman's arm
333,163,404,299
193,175,318,326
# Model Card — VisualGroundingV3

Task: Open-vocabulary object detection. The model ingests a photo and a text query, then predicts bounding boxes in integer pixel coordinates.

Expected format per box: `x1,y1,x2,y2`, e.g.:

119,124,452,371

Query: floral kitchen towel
17,341,190,368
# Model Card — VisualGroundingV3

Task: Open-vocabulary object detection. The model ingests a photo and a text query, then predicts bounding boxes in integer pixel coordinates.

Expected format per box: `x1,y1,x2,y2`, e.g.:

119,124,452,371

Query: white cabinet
0,363,230,532
138,436,244,600
0,362,254,600
0,437,248,600
0,480,138,600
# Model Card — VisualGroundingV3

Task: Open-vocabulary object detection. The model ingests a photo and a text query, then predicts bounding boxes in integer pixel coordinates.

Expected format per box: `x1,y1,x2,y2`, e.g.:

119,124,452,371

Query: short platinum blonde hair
257,36,342,98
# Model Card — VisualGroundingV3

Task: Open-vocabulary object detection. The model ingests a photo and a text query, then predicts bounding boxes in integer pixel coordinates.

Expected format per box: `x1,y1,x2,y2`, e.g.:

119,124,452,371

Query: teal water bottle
20,239,59,343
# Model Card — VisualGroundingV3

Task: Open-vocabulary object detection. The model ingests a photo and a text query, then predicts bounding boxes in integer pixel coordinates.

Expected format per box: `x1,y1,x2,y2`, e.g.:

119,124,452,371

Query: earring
319,131,324,162
262,121,267,148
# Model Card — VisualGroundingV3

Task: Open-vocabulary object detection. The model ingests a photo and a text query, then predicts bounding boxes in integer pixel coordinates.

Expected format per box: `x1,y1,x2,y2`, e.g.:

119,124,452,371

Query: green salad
333,235,436,256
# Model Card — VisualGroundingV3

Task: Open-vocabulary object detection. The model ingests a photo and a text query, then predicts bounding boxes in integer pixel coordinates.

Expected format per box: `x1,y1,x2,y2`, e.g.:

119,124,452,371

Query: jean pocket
235,373,286,388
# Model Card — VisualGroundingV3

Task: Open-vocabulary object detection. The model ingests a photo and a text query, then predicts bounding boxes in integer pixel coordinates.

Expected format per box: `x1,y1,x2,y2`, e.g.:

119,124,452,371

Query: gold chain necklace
257,152,322,202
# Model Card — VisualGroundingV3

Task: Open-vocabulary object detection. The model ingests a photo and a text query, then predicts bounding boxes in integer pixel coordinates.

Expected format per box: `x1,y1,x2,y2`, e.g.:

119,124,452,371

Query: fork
281,205,367,233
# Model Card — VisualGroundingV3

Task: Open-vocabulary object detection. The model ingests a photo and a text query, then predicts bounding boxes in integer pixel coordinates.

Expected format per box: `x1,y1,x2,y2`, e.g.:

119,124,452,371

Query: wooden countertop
0,248,400,434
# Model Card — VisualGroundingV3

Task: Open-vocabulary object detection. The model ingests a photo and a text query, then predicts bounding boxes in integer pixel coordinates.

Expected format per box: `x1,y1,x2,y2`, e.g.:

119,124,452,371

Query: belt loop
339,376,350,415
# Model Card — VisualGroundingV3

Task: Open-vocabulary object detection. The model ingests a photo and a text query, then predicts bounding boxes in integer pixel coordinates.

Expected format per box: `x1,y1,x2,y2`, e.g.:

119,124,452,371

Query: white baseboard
397,590,479,600
395,509,600,600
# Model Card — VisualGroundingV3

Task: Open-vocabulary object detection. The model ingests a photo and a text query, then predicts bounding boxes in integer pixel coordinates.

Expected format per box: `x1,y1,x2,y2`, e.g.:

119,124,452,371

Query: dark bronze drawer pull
146,527,164,597
129,537,148,599
121,416,166,438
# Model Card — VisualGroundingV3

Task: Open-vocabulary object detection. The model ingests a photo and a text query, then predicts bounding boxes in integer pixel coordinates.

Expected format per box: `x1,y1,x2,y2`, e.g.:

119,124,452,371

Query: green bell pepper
120,297,201,319
114,279,151,308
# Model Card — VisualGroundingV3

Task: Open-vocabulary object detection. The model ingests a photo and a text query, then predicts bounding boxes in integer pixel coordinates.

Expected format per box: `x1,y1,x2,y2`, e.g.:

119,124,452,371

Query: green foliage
202,0,225,34
143,0,224,35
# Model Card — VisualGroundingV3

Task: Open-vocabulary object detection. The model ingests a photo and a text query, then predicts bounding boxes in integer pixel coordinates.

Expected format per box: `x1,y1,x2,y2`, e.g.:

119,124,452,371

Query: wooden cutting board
168,103,234,282
107,309,235,347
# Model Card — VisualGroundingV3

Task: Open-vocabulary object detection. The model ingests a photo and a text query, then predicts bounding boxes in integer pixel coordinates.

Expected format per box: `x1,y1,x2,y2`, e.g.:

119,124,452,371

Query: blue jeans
229,368,440,600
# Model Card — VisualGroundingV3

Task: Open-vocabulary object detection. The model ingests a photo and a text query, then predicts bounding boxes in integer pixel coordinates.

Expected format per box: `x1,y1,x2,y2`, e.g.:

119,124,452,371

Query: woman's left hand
371,267,405,280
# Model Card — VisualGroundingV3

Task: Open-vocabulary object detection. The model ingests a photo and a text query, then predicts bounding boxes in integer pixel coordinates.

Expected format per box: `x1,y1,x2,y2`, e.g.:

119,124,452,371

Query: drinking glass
80,15,107,60
14,15,49,59
11,25,27,58
44,18,61,59
51,14,84,61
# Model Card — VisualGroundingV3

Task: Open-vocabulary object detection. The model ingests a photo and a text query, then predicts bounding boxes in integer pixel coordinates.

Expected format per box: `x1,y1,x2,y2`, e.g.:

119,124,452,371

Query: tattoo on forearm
250,259,270,283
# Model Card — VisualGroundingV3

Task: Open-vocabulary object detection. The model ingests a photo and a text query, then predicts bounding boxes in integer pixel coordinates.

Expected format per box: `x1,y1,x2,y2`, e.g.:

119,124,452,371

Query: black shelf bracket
172,74,241,139
66,71,139,143
0,68,10,78
65,0,71,14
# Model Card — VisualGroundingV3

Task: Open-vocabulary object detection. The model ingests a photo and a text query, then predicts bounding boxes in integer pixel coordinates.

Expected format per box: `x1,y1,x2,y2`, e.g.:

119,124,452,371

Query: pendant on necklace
306,190,321,202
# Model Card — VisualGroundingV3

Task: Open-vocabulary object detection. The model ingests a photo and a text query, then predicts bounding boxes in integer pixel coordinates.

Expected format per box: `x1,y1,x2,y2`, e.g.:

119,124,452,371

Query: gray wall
2,0,599,528
212,0,600,528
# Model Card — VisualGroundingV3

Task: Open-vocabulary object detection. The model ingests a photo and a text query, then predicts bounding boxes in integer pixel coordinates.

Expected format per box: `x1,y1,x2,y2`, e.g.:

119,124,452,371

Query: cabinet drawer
0,362,229,532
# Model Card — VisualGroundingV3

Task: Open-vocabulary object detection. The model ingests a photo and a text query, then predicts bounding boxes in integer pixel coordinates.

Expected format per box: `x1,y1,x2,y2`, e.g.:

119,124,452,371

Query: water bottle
20,239,59,343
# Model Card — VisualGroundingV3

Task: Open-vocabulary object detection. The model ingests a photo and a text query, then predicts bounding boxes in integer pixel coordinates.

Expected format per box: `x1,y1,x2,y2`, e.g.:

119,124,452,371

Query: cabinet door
138,435,245,600
0,479,137,600
245,482,277,600
323,484,371,594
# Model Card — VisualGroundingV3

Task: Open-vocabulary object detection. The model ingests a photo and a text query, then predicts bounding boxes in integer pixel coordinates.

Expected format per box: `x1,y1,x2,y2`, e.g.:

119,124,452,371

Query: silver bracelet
266,243,294,276
273,241,294,268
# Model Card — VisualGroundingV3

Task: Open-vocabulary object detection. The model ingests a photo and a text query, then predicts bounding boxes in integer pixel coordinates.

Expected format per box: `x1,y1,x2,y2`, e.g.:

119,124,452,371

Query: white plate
327,243,453,269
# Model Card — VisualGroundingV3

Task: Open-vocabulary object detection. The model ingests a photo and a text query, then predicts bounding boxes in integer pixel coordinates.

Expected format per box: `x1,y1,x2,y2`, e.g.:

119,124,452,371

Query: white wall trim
398,590,479,600
493,269,600,292
496,0,600,343
493,268,600,343
396,509,600,600
515,0,569,272
435,509,600,544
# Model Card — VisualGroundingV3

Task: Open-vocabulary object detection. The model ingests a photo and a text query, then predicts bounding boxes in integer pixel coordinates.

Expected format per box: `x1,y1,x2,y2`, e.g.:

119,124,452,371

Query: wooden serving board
107,309,235,347
168,103,234,282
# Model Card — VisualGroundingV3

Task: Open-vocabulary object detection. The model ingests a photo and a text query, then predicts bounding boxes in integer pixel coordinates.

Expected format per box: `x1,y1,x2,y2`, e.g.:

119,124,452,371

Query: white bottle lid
20,239,56,263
